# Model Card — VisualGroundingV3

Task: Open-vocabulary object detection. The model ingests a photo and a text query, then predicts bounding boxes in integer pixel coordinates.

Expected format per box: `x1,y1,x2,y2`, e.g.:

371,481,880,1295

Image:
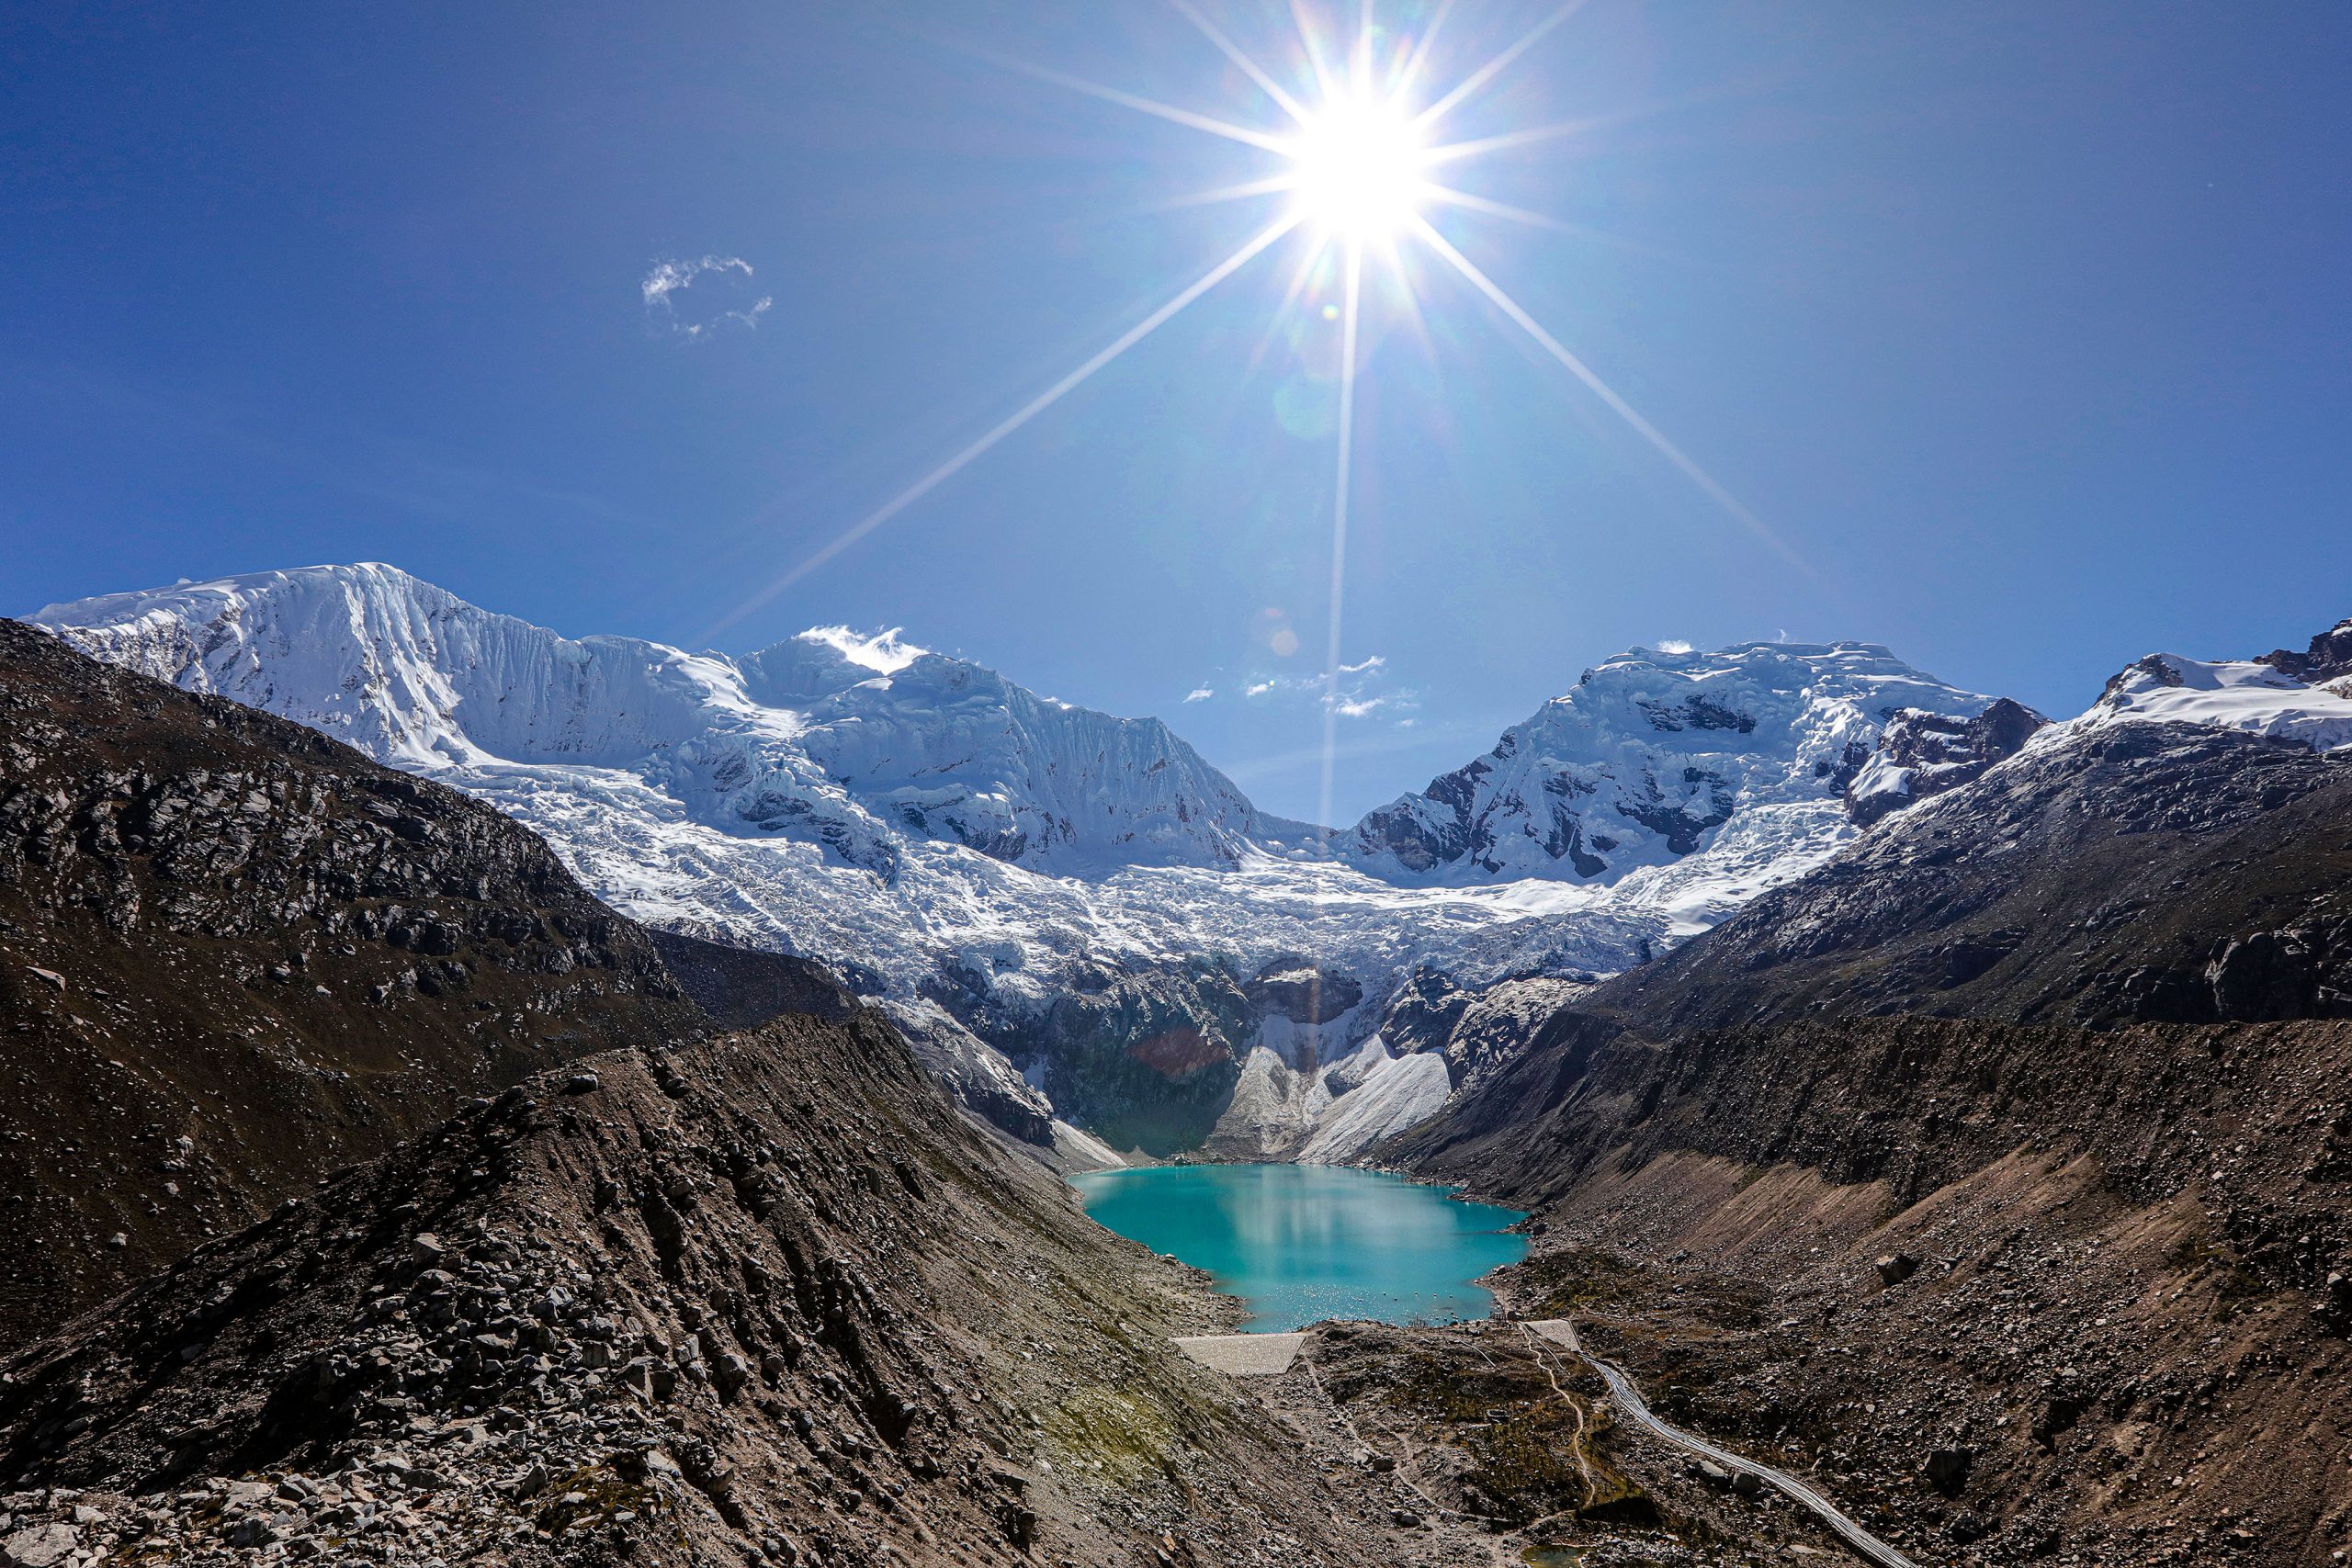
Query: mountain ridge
34,562,2015,1159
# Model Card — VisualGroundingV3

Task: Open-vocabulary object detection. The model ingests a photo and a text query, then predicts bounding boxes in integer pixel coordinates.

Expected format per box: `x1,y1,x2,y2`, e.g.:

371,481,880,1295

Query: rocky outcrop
2260,615,2352,684
1370,967,1476,1056
1843,697,2049,827
0,1018,1446,1568
1241,957,1363,1026
1367,971,1591,1089
1034,964,1256,1156
876,1000,1055,1145
0,619,701,1342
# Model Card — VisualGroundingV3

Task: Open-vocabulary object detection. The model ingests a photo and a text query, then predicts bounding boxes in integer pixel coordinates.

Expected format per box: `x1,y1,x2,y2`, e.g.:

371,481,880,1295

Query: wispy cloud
1184,686,1215,703
1236,654,1418,721
1656,638,1694,655
642,255,772,341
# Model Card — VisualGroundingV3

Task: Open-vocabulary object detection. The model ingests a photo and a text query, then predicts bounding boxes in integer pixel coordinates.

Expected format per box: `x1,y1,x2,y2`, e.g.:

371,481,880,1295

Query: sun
729,2,1794,674
1284,93,1429,243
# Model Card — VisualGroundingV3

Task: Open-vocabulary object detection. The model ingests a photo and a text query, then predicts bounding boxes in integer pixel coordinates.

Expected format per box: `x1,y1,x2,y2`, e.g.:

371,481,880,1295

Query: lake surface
1069,1163,1528,1332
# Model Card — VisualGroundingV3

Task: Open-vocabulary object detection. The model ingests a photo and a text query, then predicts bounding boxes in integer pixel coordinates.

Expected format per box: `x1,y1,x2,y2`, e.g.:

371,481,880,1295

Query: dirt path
1512,1322,1602,1509
1525,1319,1920,1568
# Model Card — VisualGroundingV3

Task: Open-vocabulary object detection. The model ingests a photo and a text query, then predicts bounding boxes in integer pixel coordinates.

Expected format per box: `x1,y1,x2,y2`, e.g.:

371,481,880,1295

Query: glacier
32,561,2008,1160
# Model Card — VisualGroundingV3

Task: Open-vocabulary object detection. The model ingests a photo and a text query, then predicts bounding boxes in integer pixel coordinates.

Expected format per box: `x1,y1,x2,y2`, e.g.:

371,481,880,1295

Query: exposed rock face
0,1021,1445,1568
1242,957,1363,1026
0,619,700,1342
2260,615,2352,684
1034,964,1256,1156
1368,972,1592,1089
876,999,1055,1145
1371,968,1475,1057
1843,697,2049,827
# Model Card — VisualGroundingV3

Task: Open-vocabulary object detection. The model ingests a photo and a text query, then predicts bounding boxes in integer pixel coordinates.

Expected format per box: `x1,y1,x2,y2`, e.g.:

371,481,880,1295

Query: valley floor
1205,1315,1886,1568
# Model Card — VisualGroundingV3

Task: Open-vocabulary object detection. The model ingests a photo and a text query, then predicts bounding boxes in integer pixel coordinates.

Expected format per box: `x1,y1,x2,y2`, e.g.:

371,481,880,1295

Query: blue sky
5,2,2348,823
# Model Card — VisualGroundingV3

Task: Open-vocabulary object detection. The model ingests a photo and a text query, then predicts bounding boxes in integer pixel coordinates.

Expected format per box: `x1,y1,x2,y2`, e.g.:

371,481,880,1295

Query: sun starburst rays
712,212,1300,633
1317,240,1365,835
1170,0,1312,124
733,2,1787,682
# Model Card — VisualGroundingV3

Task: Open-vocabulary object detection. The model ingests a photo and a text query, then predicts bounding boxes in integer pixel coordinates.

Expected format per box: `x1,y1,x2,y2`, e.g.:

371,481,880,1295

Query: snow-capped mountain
31,563,2009,1161
39,564,1302,878
1346,640,2001,916
2068,625,2352,755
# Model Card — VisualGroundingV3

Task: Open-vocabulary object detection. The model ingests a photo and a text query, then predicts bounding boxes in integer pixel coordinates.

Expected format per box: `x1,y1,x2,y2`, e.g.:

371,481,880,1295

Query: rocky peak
1844,697,2051,828
2259,615,2352,686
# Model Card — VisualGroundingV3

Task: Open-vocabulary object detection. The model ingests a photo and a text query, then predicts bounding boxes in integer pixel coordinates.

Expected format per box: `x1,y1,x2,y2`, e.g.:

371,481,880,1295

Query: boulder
2,1523,77,1568
1924,1446,1974,1496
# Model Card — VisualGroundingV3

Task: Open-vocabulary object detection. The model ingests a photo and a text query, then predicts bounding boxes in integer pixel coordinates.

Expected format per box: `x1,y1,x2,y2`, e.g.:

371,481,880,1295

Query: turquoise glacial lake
1069,1163,1528,1332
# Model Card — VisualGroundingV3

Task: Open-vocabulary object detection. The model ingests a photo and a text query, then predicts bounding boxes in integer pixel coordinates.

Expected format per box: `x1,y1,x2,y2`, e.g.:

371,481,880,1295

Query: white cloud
642,255,773,340
1235,659,1417,722
1184,686,1215,703
796,624,926,674
1656,638,1694,655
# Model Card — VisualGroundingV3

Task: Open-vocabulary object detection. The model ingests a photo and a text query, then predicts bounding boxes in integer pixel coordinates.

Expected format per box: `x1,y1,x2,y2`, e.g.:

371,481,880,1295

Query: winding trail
1510,1323,1601,1508
1523,1319,1921,1568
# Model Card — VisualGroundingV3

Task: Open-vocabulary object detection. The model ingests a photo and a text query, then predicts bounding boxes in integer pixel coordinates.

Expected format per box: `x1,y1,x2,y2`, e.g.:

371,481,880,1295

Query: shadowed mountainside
1385,647,2352,1562
0,1015,1471,1568
0,618,704,1342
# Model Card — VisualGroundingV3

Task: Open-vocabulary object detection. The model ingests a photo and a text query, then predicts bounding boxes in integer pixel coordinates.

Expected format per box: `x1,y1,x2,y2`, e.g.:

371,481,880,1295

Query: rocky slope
0,618,1496,1568
34,567,2008,1162
0,618,702,1342
1385,617,2352,1562
0,1020,1483,1568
